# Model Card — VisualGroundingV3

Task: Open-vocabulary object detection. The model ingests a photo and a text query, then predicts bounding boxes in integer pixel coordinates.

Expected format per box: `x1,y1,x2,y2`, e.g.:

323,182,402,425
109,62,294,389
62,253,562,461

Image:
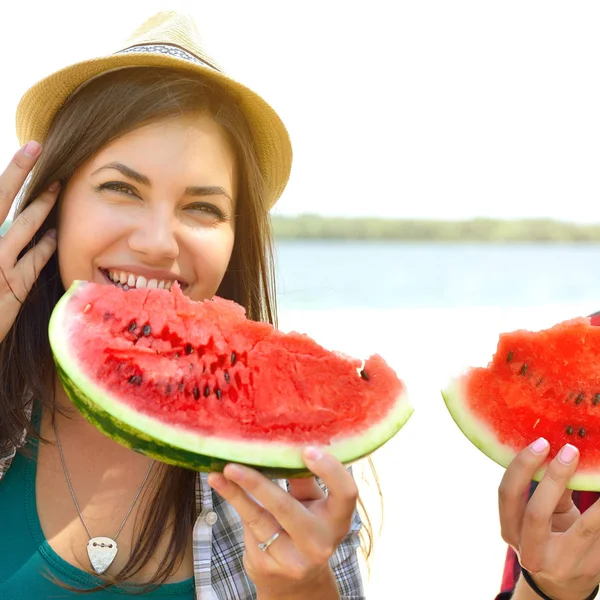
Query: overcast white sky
2,1,600,222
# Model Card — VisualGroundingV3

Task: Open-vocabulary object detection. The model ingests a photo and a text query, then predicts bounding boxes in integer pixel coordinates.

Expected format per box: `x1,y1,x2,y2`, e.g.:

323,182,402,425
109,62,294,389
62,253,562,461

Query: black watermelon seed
204,386,210,397
128,321,137,333
579,428,586,438
566,426,574,435
216,389,222,400
593,394,600,406
185,344,194,355
193,386,200,400
576,394,585,405
519,364,528,375
231,352,237,366
129,375,137,384
142,325,151,337
360,370,370,381
507,351,513,363
224,371,230,383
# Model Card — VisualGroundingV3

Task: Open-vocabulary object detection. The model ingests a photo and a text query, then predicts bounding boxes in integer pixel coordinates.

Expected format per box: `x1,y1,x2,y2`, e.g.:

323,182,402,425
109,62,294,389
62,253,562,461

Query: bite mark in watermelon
442,317,600,490
49,281,412,477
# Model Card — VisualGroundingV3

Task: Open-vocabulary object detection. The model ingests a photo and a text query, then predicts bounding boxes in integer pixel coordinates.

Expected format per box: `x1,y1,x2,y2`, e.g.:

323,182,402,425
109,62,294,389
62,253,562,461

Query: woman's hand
499,438,600,600
0,142,60,343
207,447,358,599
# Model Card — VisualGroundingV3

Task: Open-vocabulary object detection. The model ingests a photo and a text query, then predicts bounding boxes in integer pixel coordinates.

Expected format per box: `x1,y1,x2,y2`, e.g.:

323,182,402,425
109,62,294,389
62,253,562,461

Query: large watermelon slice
442,317,600,490
48,281,412,477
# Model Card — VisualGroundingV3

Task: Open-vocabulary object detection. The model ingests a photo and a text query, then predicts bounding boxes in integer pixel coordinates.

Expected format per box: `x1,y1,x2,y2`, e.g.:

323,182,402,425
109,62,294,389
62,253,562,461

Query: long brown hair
0,67,380,591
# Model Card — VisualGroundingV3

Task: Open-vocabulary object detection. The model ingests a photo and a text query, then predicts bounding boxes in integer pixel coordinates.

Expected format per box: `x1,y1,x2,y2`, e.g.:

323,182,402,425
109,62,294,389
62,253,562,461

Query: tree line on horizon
270,214,600,242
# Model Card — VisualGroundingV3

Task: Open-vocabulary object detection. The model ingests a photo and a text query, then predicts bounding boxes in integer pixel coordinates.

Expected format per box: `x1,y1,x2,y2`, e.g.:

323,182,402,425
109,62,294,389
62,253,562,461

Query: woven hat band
115,43,222,73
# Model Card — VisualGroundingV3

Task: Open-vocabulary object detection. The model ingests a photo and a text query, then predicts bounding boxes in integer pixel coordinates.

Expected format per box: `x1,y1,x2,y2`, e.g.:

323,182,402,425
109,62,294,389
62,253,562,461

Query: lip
99,266,189,288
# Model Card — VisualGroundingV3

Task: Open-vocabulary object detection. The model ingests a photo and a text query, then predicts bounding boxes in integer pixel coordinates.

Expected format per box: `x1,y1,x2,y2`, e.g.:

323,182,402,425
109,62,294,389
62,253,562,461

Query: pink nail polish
559,444,578,464
305,447,322,461
23,141,41,158
530,438,549,453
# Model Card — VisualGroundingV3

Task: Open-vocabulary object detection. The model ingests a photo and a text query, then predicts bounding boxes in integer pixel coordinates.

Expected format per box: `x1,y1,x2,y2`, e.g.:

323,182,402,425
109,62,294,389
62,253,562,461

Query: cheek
188,227,235,296
56,192,116,281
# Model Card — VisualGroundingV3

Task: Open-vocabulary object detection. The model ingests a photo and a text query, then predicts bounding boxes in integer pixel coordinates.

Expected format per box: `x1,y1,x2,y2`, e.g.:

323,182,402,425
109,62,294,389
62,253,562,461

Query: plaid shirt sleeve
328,503,365,599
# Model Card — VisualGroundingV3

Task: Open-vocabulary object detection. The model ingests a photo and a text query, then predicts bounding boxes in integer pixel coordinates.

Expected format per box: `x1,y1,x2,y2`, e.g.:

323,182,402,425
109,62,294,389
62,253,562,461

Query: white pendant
87,537,118,575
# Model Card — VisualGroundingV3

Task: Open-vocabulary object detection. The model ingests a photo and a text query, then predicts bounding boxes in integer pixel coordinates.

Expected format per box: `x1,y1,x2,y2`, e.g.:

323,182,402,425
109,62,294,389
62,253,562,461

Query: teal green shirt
0,411,194,599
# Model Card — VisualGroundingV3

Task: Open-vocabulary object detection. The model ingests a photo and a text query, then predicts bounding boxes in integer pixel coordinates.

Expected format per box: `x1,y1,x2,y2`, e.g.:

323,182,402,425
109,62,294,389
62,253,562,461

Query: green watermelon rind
50,282,413,478
442,377,600,491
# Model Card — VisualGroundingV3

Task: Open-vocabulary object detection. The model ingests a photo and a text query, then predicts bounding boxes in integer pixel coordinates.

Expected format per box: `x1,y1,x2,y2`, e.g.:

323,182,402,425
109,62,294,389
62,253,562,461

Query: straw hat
15,11,292,207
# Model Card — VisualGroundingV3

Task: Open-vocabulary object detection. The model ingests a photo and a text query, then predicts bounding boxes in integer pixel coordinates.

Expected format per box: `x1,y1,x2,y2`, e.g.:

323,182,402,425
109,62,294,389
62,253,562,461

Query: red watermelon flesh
49,281,412,475
443,317,600,489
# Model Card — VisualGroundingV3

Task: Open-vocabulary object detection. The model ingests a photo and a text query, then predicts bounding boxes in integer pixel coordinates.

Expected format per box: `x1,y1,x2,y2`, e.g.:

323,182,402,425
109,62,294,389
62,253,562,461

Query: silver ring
258,529,282,552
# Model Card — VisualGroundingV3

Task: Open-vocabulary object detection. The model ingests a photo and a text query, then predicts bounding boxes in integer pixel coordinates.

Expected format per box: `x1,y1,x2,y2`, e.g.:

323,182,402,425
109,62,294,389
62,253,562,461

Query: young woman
0,11,367,599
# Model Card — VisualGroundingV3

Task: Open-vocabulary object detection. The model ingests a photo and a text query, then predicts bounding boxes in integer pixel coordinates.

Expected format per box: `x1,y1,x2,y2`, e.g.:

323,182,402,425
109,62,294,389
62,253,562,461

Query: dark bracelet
520,566,600,600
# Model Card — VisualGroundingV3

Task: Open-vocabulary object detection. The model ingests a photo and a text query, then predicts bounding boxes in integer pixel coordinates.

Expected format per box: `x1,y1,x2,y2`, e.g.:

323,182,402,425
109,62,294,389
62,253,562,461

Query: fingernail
48,181,60,192
207,473,225,490
224,463,244,479
46,228,57,239
23,141,41,158
530,437,549,454
559,444,578,465
304,447,323,461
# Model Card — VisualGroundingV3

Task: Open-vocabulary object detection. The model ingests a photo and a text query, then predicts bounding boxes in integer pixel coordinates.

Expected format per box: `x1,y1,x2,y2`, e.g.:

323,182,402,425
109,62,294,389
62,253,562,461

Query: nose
127,210,179,261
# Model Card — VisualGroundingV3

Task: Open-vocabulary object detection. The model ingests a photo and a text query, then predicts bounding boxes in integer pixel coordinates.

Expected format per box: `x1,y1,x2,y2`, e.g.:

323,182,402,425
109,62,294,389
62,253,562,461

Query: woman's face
57,113,237,301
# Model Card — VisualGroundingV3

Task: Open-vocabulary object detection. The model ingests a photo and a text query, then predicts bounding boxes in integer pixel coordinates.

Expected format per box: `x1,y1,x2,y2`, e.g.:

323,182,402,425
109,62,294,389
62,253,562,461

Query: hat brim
15,51,292,207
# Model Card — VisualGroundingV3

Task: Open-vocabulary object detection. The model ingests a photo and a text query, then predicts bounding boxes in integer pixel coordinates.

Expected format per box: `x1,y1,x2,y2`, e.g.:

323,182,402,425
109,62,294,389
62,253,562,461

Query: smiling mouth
99,269,186,291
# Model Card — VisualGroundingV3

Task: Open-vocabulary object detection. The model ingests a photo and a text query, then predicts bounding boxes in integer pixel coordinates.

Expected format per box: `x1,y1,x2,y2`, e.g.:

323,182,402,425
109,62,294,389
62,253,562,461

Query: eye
96,181,139,197
187,202,226,220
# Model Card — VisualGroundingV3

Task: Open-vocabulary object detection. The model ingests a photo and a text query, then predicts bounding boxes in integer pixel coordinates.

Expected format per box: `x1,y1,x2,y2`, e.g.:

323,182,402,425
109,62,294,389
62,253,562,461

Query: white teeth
106,270,179,291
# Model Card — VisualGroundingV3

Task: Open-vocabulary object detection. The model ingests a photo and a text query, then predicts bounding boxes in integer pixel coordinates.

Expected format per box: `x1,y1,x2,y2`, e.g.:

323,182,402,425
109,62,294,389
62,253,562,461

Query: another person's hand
499,438,600,600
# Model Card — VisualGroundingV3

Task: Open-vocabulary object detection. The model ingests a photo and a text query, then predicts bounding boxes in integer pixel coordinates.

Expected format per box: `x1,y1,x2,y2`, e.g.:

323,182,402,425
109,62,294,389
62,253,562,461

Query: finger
521,444,580,569
2,182,60,265
0,142,42,224
563,495,600,561
287,477,325,502
498,437,551,547
555,487,575,516
220,464,320,545
302,447,358,526
207,472,284,543
15,229,58,292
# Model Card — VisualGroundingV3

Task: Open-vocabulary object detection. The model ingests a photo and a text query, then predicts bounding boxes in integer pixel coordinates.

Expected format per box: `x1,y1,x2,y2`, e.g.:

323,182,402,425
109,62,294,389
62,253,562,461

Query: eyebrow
92,161,233,203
